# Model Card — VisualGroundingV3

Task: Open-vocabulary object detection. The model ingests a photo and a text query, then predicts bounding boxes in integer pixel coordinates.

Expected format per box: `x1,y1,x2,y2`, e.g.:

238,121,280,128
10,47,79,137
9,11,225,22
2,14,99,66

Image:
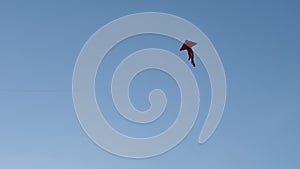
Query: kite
180,40,197,67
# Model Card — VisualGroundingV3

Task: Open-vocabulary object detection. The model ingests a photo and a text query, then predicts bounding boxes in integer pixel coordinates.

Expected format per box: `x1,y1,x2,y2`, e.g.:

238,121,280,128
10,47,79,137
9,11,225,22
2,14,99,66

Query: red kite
180,40,197,67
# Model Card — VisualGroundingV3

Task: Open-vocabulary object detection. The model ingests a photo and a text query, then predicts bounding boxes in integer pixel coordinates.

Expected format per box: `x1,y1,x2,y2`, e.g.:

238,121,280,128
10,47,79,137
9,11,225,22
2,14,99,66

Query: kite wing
185,40,197,48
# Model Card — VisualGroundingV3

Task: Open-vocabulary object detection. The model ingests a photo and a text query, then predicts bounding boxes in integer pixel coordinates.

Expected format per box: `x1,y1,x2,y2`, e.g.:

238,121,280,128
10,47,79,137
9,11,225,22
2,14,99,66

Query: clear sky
0,0,299,168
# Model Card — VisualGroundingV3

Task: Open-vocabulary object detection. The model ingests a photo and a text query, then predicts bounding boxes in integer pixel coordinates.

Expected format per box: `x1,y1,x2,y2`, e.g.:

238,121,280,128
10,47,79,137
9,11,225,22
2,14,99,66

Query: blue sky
0,0,299,168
